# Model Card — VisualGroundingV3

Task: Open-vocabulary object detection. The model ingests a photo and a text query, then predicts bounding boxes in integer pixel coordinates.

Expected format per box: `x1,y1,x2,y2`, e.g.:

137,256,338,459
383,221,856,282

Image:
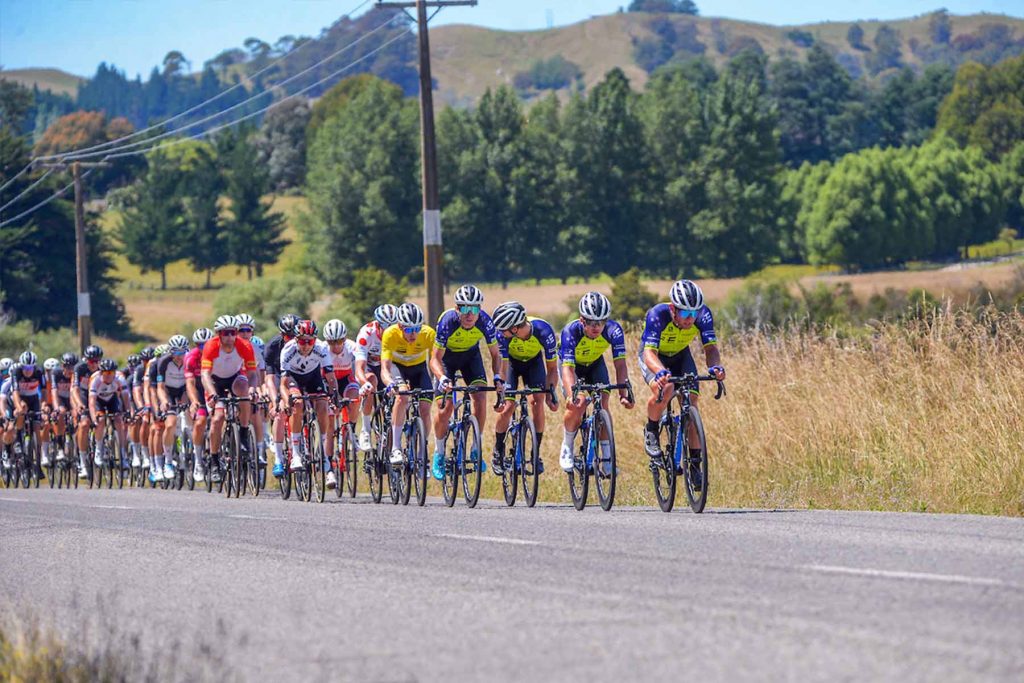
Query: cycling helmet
154,344,169,357
454,284,484,307
491,301,527,330
139,346,155,361
295,319,318,338
99,359,117,372
19,351,38,366
168,334,189,352
213,314,237,332
61,352,78,367
193,327,214,344
323,319,347,341
0,358,12,373
670,279,704,311
251,336,265,351
8,363,21,376
278,313,300,336
373,304,398,326
44,357,60,372
396,303,424,327
235,313,255,329
126,354,140,367
579,292,612,321
83,344,103,360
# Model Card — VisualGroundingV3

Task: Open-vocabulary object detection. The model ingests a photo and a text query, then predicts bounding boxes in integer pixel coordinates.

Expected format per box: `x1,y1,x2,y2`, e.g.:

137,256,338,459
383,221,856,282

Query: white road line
802,564,1009,588
435,533,540,546
91,505,134,510
0,496,32,503
228,514,288,522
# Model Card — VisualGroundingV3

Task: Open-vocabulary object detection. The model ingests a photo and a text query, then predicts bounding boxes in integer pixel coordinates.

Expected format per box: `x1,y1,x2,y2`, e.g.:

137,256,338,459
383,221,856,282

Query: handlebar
494,385,558,410
438,384,497,410
656,374,726,402
571,380,634,406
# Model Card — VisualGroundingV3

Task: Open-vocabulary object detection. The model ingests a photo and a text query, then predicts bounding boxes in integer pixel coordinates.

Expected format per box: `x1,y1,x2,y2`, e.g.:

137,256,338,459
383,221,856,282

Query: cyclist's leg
431,352,458,445
357,368,380,449
464,348,489,435
232,375,251,428
283,377,305,468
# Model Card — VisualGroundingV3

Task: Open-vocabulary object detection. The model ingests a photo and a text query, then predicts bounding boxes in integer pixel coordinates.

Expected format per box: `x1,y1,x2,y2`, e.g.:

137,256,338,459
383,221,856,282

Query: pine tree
118,151,186,289
223,131,288,279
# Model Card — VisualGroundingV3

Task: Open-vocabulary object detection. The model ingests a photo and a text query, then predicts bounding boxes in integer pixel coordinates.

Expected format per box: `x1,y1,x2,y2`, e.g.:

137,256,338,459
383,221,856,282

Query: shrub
609,268,658,323
721,279,800,333
212,274,321,337
340,267,409,323
0,321,77,360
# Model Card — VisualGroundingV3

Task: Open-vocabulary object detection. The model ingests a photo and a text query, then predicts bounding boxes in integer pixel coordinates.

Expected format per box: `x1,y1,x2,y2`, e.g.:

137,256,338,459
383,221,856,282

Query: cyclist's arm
703,343,724,378
612,357,630,385
265,372,279,405
428,346,446,384
120,384,131,411
49,382,59,411
324,371,338,395
353,359,368,386
641,346,666,376
186,376,200,407
559,363,577,395
380,358,397,388
132,383,146,410
278,372,291,398
488,344,503,385
12,391,25,412
200,369,216,400
157,381,170,411
88,391,98,419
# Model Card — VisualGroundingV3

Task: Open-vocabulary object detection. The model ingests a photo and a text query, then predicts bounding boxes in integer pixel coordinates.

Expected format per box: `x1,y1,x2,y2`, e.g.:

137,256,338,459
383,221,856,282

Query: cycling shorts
287,370,326,396
575,356,610,388
505,353,547,391
18,395,42,415
638,348,698,394
96,395,122,415
391,362,433,400
211,373,242,398
439,348,486,386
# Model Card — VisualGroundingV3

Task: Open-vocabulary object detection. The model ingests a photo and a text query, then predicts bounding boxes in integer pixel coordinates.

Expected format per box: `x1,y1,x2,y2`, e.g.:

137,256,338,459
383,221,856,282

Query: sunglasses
675,309,698,319
238,327,254,334
297,337,315,345
458,305,480,315
172,349,187,356
403,325,422,334
582,318,605,328
219,330,237,337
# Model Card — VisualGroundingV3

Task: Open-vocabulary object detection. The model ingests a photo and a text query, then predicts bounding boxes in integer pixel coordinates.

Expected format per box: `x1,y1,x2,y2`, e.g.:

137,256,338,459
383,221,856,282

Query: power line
0,161,35,195
62,11,401,162
35,0,376,163
0,167,54,215
0,169,94,229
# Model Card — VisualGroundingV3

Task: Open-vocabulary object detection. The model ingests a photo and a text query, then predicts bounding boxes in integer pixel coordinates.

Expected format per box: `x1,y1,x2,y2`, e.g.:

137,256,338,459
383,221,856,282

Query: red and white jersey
280,339,333,376
327,339,357,377
89,372,127,401
354,321,384,365
201,337,257,379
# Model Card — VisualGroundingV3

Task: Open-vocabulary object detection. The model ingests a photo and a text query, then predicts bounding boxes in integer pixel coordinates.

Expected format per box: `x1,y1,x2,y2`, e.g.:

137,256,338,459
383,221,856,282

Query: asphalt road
1,487,1022,682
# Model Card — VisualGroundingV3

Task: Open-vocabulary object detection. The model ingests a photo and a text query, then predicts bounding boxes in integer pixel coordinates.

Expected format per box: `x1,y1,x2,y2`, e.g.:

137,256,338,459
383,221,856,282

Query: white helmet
491,301,527,331
168,334,189,352
193,327,214,344
670,280,704,311
235,313,255,329
19,351,38,366
251,335,265,351
0,358,13,373
213,314,237,332
578,292,611,321
396,303,424,327
44,357,60,372
323,319,347,341
454,284,484,307
374,304,398,326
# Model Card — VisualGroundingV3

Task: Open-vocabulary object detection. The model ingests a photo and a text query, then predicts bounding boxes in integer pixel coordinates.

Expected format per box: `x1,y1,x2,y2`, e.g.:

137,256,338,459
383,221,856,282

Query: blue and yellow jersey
381,324,437,366
558,319,627,367
640,303,717,357
434,308,497,353
497,317,558,363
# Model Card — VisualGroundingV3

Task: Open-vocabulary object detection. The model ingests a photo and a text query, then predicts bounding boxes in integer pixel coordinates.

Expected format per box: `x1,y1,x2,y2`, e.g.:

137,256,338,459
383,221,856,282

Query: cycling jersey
183,347,203,381
353,322,385,366
74,360,98,395
433,308,498,352
640,303,717,356
89,372,127,402
327,339,357,378
497,317,558,363
201,337,257,379
154,354,187,389
11,367,46,397
50,369,73,400
280,339,333,376
264,334,291,376
559,319,627,367
381,324,436,367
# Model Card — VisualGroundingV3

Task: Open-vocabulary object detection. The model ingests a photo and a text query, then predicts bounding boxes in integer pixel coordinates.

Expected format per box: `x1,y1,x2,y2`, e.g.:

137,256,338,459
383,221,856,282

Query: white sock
194,440,204,458
141,446,150,459
600,440,611,460
154,455,165,469
563,430,576,449
361,414,372,431
41,442,50,457
164,444,173,458
290,434,301,456
274,442,284,459
434,437,444,454
392,422,402,448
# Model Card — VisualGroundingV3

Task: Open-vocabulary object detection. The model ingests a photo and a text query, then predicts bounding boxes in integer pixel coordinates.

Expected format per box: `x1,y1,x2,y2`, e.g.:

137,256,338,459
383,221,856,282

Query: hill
0,67,83,97
428,11,1024,105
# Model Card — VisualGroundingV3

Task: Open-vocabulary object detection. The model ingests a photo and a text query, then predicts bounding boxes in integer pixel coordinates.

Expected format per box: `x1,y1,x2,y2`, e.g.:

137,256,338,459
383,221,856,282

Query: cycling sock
193,440,204,458
141,446,150,459
432,436,443,454
362,414,372,431
290,434,301,455
600,440,611,461
392,423,402,449
154,454,165,469
163,444,173,458
273,441,284,462
646,419,659,433
494,431,506,451
563,429,576,448
536,432,543,449
41,442,50,458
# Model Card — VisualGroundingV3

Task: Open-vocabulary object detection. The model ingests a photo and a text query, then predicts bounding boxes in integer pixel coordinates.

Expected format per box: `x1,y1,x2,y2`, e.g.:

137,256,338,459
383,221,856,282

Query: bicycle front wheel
310,422,326,503
334,426,348,500
593,410,616,511
460,416,482,508
682,406,709,514
407,416,427,507
223,426,236,498
344,428,357,498
567,423,590,511
114,436,125,489
652,413,677,513
441,430,457,507
520,417,540,508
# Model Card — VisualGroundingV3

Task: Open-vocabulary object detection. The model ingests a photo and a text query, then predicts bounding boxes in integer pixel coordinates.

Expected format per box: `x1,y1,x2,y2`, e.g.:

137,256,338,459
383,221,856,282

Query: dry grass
0,68,84,97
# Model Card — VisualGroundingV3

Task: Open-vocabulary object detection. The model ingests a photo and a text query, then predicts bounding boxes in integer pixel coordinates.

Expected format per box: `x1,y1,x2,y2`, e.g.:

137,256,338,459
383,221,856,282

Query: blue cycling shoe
431,451,445,481
272,461,285,478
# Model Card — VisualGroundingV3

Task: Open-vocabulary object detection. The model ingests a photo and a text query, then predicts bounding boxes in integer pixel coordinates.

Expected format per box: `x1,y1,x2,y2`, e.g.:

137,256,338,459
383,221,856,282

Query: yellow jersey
381,324,436,366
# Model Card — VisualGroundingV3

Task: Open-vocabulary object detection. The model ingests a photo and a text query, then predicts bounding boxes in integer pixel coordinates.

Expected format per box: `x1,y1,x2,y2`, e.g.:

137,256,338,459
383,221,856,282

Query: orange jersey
201,336,257,378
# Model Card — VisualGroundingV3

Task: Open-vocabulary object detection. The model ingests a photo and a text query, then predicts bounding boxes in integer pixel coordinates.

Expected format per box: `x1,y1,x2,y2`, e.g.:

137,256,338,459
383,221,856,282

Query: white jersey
280,339,333,376
328,339,357,374
354,321,385,365
89,372,127,401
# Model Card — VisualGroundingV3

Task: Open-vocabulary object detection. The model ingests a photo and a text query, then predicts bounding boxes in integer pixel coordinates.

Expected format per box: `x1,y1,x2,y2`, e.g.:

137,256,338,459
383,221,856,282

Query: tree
609,267,658,322
929,10,952,45
254,97,311,191
307,74,380,146
118,150,186,289
627,0,698,14
162,50,189,77
222,130,288,279
1002,142,1024,229
213,275,319,334
847,24,866,51
937,55,1024,159
867,25,904,75
999,227,1018,254
302,76,420,285
174,142,227,287
0,81,34,132
339,267,409,322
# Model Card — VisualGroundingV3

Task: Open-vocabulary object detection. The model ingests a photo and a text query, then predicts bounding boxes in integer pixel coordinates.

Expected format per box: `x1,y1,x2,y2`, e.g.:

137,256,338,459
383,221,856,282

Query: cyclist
89,358,130,468
491,302,559,475
323,318,359,488
10,352,50,469
42,357,61,458
237,313,268,468
353,304,397,453
558,292,634,472
429,285,502,481
265,314,299,478
48,354,76,463
145,343,170,482
201,315,259,478
640,280,725,490
279,319,338,476
72,345,103,477
0,359,14,469
123,353,141,466
154,335,190,481
130,346,155,475
380,303,435,466
185,327,214,482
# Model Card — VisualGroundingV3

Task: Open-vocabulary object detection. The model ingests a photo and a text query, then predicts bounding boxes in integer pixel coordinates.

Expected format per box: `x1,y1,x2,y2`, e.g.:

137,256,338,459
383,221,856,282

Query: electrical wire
0,167,55,214
0,161,35,195
0,169,93,229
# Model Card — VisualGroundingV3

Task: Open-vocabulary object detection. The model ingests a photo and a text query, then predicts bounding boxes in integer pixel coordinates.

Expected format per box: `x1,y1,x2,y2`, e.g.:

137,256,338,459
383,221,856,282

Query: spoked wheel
652,412,678,513
222,427,237,498
593,410,617,511
310,422,326,504
441,431,457,507
682,406,709,514
344,429,357,498
114,437,125,489
183,443,195,492
384,429,402,506
244,428,260,498
28,437,41,489
334,427,349,499
369,423,385,504
277,458,292,500
519,417,540,508
407,417,427,507
460,416,482,508
47,457,56,488
567,423,591,511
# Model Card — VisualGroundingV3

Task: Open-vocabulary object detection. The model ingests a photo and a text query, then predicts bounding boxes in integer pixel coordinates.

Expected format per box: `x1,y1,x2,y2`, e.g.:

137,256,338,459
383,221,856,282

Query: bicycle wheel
567,421,590,511
682,405,709,514
593,410,617,511
114,435,125,489
520,417,540,508
385,430,402,506
310,421,326,504
243,427,259,497
369,422,385,504
408,416,427,507
183,437,195,492
334,426,347,499
28,434,40,488
47,454,55,489
345,428,357,498
441,430,457,507
460,416,482,508
222,426,236,498
652,411,677,513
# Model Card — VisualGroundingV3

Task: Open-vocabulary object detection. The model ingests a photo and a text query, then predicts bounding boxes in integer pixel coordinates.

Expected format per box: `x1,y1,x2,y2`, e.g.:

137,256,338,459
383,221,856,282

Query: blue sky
1,0,1022,78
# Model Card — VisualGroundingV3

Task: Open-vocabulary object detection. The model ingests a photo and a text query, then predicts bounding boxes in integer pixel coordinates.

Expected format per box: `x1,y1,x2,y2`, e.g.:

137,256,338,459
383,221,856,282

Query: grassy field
0,68,84,97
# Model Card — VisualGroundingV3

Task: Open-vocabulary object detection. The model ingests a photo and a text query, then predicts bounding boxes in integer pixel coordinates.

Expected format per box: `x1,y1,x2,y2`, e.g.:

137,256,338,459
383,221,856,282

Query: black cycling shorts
574,356,610,387
288,370,325,396
638,348,698,394
95,395,122,414
165,385,187,406
439,348,486,387
18,394,42,415
393,362,433,400
212,373,242,398
506,353,547,391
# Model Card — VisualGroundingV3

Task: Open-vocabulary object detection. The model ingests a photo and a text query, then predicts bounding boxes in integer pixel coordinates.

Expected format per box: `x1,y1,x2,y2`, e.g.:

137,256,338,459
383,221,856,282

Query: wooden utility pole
376,0,477,322
40,160,107,353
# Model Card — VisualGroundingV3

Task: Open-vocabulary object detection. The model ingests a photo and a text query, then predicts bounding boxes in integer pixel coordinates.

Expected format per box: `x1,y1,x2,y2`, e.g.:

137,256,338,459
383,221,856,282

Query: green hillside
429,11,1024,105
0,67,83,96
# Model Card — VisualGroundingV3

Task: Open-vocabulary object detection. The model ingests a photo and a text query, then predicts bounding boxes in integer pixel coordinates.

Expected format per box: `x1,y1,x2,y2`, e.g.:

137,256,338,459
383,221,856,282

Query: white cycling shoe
389,448,404,465
131,453,141,467
40,453,50,466
326,471,337,489
193,464,205,483
163,464,175,480
357,430,372,452
559,443,575,472
289,454,304,471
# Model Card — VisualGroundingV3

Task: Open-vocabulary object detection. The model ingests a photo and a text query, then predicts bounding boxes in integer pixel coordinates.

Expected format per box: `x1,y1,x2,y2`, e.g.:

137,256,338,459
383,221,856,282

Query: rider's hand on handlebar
619,390,635,409
709,365,726,381
438,376,452,393
653,368,671,391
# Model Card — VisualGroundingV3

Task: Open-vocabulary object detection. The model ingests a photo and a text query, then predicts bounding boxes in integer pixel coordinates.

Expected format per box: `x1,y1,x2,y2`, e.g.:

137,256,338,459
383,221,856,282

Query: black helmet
99,359,117,372
83,344,103,360
278,313,301,336
61,352,78,367
139,346,155,361
127,354,141,367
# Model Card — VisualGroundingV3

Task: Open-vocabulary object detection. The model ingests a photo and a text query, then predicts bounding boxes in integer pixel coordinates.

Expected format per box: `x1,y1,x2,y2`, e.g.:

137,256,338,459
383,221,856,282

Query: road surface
1,487,1022,682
